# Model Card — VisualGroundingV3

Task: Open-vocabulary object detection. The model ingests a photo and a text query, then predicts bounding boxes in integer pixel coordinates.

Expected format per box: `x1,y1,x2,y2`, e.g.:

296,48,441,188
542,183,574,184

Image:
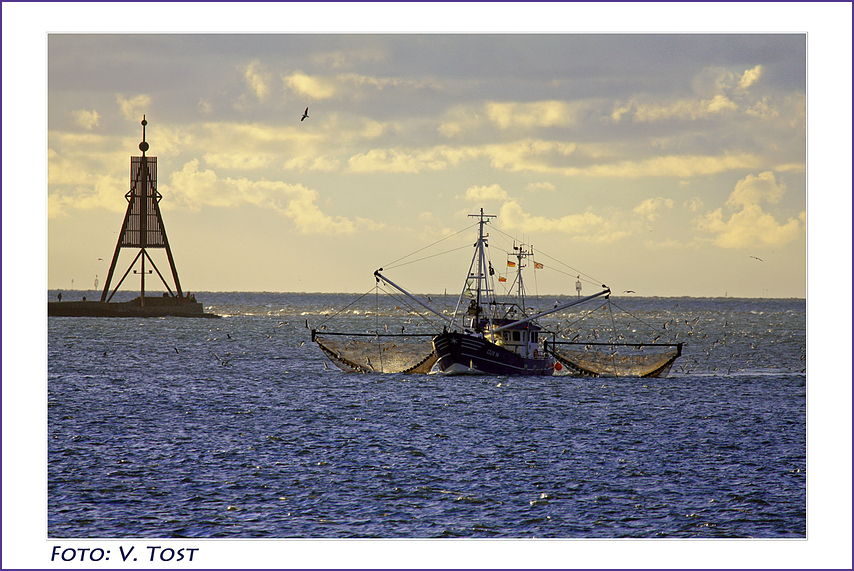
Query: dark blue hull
432,331,553,376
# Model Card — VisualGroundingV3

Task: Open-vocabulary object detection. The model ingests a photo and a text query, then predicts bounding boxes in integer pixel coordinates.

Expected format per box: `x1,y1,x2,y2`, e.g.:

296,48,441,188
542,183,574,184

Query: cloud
117,94,152,120
486,101,580,130
166,160,381,235
696,205,803,248
633,197,674,221
685,197,704,212
738,65,764,90
462,184,509,202
726,171,783,208
197,99,214,115
526,182,555,192
613,64,765,123
347,146,476,173
283,71,337,99
282,70,441,103
695,171,804,248
48,173,126,218
612,94,737,122
497,201,629,243
72,109,100,130
346,139,758,179
312,47,387,70
203,152,273,171
243,60,271,100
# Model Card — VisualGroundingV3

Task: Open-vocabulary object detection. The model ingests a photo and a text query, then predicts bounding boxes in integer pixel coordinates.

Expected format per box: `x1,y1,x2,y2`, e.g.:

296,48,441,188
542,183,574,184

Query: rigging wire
382,222,478,270
606,298,620,375
383,243,472,270
488,225,603,287
375,283,446,334
375,285,383,372
605,298,664,337
314,286,377,330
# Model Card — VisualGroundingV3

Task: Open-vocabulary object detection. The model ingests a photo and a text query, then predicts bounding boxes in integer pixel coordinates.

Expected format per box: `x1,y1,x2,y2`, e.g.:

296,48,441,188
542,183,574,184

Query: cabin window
531,332,538,343
503,332,509,341
512,331,520,341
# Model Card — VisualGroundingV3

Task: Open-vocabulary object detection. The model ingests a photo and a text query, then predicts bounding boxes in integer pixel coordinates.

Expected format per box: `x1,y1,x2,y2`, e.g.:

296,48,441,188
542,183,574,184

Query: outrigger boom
374,268,454,326
491,287,612,333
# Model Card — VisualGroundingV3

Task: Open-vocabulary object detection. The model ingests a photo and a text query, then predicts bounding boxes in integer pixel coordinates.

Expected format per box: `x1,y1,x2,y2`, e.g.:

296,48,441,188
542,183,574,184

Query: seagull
301,107,309,121
750,256,763,262
623,290,635,294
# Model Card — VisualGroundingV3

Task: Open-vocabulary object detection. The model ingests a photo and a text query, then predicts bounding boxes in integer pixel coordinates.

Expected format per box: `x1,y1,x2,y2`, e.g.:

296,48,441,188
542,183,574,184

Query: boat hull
432,331,553,376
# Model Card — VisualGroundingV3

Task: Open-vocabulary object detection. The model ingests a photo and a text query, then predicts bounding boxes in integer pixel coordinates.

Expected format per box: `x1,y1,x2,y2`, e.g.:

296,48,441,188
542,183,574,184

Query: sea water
47,292,805,538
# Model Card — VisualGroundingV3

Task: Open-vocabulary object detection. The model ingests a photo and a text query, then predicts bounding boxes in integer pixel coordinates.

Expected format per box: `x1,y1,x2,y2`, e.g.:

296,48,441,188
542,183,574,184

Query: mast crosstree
100,116,184,304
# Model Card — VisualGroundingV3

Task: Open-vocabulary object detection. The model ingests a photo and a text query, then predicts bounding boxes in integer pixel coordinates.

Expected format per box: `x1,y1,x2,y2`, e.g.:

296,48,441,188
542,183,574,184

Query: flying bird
750,256,763,262
623,290,635,294
300,107,309,121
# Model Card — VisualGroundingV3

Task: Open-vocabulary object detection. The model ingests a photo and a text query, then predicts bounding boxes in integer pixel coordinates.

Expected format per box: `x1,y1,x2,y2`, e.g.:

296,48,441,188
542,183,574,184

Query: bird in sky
623,290,635,294
750,256,763,262
300,107,309,121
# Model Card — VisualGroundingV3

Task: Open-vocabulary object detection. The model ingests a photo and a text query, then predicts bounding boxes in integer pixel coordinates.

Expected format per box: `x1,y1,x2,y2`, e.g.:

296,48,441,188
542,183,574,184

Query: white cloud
462,184,509,202
243,60,271,100
166,160,382,235
283,71,337,99
613,94,738,122
696,205,803,248
695,171,804,248
497,200,629,242
312,47,387,70
346,139,758,179
526,182,555,192
72,109,100,130
632,197,674,221
685,197,704,212
347,146,476,173
738,65,764,90
116,94,152,121
726,171,783,208
614,64,765,124
486,101,580,130
437,106,482,138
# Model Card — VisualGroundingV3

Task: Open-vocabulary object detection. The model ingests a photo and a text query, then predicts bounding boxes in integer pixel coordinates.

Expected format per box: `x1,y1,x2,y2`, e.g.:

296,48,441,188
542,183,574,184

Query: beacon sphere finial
139,141,149,152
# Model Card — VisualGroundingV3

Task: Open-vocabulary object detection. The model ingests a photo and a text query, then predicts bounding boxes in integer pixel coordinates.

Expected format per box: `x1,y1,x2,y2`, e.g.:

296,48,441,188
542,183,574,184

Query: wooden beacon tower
100,116,184,305
49,116,214,317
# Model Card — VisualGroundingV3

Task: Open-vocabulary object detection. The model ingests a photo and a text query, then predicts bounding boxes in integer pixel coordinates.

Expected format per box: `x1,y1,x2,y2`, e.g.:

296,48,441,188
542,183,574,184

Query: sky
4,3,853,569
42,23,816,298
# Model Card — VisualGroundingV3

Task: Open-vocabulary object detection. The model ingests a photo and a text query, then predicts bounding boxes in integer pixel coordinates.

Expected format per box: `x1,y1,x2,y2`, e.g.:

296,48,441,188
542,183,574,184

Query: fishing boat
313,208,681,377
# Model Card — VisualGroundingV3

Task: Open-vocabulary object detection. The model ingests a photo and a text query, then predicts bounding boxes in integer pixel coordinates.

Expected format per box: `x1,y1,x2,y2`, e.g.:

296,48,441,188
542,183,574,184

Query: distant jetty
49,295,216,318
49,116,217,318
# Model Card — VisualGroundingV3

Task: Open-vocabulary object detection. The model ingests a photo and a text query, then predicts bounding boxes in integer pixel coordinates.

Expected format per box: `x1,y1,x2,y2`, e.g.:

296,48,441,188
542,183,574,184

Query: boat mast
471,209,496,332
511,241,531,314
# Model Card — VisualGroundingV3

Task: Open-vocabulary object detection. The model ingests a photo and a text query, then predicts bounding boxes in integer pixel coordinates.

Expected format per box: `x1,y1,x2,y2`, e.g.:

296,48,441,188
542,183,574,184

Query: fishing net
548,342,682,378
315,335,438,374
